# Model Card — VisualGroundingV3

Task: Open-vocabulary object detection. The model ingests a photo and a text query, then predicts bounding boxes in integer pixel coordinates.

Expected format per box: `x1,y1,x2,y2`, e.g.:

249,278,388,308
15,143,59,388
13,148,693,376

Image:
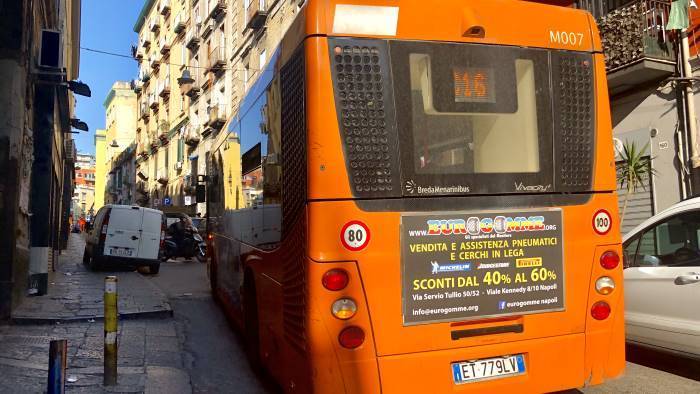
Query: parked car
83,204,164,274
623,197,700,357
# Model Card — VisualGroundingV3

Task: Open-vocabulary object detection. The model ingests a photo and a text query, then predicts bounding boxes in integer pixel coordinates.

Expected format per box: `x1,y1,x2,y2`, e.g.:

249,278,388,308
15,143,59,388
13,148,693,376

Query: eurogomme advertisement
402,209,564,325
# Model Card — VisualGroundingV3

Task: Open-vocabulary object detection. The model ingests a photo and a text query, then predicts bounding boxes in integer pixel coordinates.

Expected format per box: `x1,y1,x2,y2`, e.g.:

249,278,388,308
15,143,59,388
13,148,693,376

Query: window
628,211,700,267
177,137,184,162
259,49,267,70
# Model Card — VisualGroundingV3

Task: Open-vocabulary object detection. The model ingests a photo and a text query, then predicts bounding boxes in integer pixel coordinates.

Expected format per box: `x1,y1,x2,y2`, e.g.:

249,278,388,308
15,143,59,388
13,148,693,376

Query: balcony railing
208,45,226,72
159,37,170,55
141,35,151,48
209,0,227,19
201,18,214,38
150,55,159,69
149,17,160,32
184,125,201,146
185,25,201,49
598,0,674,71
149,93,159,109
158,78,171,97
246,0,268,30
140,102,150,119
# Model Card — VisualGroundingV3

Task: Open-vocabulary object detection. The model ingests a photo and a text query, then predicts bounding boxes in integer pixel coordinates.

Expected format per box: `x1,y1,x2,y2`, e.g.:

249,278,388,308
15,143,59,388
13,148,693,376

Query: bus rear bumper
377,333,588,393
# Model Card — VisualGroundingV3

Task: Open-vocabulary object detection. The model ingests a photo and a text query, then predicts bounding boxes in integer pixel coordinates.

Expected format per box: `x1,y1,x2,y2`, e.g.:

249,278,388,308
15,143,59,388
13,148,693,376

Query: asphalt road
146,260,700,393
146,259,274,393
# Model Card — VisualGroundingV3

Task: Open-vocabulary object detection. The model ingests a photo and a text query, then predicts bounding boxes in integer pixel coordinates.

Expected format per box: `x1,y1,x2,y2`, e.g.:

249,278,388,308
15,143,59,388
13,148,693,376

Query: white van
83,205,164,274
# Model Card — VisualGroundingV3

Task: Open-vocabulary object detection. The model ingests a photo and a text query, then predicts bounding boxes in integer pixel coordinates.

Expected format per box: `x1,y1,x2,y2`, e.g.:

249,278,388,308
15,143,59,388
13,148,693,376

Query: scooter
160,228,206,263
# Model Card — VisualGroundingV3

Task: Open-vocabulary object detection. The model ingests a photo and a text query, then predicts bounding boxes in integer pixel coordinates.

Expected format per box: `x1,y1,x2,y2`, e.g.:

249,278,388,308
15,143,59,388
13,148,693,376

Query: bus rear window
408,54,540,175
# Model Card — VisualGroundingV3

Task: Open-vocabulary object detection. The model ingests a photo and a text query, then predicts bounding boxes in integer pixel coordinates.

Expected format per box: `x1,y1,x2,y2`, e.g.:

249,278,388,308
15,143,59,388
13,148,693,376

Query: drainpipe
682,30,700,192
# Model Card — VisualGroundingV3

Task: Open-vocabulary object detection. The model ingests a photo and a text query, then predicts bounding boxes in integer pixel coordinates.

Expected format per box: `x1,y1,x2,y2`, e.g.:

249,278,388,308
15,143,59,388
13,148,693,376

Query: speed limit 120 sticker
341,221,371,251
592,209,612,235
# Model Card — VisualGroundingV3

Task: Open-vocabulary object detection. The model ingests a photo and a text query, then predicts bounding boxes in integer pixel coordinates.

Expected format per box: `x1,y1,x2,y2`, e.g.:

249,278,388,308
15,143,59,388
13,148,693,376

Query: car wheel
149,263,160,275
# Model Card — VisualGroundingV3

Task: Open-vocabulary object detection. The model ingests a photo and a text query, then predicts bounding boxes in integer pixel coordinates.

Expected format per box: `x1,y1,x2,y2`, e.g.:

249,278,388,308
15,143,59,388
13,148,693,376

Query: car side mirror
196,184,206,202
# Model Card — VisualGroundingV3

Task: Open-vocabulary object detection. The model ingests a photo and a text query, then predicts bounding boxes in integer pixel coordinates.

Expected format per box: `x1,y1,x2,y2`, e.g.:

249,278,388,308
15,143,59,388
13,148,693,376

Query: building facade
73,153,95,219
94,129,107,211
0,0,82,318
131,0,302,215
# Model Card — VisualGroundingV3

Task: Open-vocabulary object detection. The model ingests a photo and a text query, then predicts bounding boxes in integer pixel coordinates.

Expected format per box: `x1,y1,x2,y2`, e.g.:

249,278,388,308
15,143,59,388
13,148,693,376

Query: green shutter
177,138,184,162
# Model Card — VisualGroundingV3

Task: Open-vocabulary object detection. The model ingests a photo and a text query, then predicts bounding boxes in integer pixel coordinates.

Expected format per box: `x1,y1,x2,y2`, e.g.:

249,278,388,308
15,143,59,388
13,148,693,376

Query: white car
83,205,164,274
623,197,700,357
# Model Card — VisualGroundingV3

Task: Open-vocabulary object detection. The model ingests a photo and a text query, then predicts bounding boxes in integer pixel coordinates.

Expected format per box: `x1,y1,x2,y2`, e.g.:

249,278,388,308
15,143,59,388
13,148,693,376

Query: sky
74,1,144,155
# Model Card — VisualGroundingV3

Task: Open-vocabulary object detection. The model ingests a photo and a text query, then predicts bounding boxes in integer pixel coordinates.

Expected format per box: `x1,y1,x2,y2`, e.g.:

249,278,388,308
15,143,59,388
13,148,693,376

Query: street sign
163,197,172,206
184,195,192,205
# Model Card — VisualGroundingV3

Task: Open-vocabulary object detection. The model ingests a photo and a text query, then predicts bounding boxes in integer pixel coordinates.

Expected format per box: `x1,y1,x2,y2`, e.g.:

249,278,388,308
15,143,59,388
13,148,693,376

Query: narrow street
145,259,273,393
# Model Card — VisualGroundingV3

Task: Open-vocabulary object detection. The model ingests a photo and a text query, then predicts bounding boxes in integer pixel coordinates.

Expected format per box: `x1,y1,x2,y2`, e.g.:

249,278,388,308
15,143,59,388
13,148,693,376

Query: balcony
159,0,170,15
159,37,170,55
209,0,227,19
246,0,268,30
200,18,214,38
597,0,675,95
157,168,169,185
131,79,142,94
185,26,201,49
158,79,171,98
141,35,151,48
132,45,144,61
207,103,226,129
149,93,159,110
208,45,226,72
140,102,150,120
173,13,186,34
149,17,160,32
149,55,159,69
184,124,201,146
158,121,169,140
139,68,151,82
183,73,202,98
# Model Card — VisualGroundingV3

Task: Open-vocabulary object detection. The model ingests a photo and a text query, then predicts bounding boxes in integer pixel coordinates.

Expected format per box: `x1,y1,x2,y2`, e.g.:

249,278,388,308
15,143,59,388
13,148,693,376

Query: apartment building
73,153,96,219
94,129,107,210
132,0,302,215
0,0,82,317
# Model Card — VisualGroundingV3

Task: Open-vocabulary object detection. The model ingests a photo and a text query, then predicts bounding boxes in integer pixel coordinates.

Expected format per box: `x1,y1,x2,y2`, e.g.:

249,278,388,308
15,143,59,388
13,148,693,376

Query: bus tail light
338,326,365,349
595,277,615,295
600,251,620,270
591,301,611,320
323,269,349,291
331,298,357,320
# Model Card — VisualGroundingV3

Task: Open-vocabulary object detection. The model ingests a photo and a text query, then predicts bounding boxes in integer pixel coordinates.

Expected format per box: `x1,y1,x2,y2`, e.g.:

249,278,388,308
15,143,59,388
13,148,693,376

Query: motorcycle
160,228,207,263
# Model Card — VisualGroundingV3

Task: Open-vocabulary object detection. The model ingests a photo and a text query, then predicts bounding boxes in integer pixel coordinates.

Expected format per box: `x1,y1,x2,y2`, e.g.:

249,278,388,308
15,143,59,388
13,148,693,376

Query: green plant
617,141,656,226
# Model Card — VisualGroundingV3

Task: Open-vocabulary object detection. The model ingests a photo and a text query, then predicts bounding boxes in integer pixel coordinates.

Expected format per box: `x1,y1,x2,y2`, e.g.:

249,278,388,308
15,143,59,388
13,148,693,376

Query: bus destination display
453,67,496,103
401,209,564,325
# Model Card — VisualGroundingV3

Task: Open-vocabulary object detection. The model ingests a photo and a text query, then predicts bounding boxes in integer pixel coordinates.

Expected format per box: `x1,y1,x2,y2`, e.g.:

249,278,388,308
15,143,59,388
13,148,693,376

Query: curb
11,308,173,325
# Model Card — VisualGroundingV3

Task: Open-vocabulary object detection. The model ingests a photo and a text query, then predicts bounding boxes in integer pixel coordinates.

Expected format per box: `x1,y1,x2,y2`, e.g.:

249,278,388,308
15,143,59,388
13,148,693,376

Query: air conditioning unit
175,161,183,171
39,29,62,68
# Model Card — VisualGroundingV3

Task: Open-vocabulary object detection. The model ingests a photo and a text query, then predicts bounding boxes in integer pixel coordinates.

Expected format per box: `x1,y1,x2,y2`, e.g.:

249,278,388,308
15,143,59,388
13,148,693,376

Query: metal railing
597,0,674,71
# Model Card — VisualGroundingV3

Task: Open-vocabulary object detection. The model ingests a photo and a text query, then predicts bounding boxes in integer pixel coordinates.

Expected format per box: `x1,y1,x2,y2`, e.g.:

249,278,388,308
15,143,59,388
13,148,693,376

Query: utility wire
80,46,265,72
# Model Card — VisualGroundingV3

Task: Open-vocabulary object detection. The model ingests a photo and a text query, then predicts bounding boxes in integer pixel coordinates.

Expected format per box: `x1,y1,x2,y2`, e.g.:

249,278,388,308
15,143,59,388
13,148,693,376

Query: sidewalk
12,234,172,323
0,234,191,393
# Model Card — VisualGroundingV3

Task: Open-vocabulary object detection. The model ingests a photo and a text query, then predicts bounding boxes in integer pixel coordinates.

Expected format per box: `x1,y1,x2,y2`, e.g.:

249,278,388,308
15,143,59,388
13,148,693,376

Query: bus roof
298,0,601,52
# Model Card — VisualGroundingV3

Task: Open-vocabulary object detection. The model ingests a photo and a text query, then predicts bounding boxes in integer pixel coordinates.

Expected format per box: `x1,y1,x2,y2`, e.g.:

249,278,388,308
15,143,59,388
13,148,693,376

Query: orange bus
205,0,625,392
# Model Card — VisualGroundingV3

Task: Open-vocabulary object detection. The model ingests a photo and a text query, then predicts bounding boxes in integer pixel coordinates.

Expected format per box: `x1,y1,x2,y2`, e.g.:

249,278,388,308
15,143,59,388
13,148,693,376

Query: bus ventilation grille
281,47,307,353
329,38,400,198
556,53,594,191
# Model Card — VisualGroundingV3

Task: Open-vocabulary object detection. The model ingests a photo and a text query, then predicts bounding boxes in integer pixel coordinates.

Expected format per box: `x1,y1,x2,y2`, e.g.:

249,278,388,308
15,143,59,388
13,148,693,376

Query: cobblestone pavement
0,319,190,393
0,233,191,393
12,234,171,323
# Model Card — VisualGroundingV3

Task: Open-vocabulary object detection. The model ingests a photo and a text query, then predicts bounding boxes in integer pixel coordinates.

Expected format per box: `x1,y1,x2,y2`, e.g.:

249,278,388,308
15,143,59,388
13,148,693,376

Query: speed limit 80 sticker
341,221,371,251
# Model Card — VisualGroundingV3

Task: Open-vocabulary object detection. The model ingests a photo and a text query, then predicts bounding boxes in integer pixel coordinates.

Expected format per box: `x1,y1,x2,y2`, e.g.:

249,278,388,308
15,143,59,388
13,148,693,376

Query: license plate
452,354,525,384
110,248,133,257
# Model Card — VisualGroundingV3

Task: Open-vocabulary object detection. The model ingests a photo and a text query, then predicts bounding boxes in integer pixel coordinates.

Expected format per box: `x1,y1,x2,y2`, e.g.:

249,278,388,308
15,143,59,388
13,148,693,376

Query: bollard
47,339,67,394
104,276,118,386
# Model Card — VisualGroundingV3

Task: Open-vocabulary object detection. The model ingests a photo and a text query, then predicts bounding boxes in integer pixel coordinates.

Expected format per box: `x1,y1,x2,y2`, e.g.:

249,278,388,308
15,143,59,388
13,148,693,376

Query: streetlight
177,69,194,95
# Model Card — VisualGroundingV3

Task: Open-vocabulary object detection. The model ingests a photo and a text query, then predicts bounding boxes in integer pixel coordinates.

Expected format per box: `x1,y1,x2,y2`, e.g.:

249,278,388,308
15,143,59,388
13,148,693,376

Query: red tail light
600,251,620,270
322,269,349,291
338,326,365,349
591,301,611,320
